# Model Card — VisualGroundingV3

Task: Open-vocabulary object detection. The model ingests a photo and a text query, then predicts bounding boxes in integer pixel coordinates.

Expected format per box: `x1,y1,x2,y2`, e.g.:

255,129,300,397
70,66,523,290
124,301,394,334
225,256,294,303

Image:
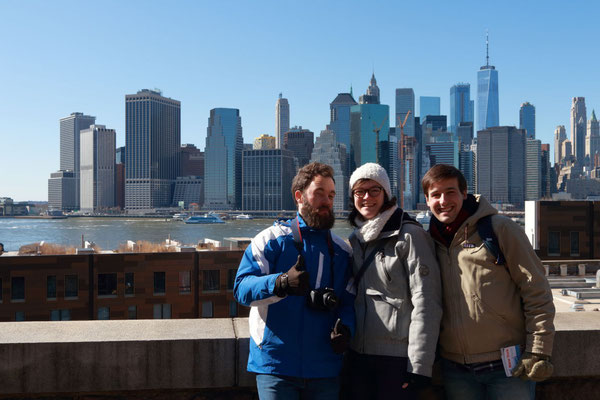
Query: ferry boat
235,214,254,220
415,210,431,226
172,213,189,221
184,212,225,224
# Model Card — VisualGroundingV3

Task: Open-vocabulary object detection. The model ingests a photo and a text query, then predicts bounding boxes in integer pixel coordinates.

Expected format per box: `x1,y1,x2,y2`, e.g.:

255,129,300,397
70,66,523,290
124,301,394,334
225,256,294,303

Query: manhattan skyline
1,1,600,201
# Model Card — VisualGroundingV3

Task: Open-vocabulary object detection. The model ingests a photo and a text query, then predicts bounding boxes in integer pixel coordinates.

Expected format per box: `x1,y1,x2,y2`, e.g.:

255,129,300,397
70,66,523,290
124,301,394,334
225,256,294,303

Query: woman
343,163,442,400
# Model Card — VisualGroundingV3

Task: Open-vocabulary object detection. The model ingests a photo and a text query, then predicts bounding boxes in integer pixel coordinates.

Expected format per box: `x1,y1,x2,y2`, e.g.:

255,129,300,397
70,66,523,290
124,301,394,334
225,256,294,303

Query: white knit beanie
349,163,392,199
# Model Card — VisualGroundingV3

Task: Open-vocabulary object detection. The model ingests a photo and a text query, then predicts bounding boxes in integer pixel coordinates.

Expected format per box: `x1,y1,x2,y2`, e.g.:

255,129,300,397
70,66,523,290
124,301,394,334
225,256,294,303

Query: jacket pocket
472,293,508,324
365,288,409,341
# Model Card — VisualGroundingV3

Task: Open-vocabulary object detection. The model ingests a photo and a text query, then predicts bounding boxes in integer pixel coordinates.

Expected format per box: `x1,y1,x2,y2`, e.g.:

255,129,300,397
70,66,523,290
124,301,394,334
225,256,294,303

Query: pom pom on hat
349,163,392,199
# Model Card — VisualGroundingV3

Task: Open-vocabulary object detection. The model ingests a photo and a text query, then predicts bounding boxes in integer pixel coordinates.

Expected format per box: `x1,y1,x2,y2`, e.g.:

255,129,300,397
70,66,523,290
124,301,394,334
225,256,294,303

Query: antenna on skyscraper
486,30,489,67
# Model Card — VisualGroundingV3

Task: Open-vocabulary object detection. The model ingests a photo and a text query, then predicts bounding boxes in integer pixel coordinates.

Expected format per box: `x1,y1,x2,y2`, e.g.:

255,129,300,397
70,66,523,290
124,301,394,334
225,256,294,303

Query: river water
0,217,355,252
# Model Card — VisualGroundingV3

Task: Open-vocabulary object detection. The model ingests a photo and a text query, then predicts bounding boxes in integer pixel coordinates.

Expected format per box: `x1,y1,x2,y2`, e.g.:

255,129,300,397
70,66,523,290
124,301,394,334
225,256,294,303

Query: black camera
307,287,339,311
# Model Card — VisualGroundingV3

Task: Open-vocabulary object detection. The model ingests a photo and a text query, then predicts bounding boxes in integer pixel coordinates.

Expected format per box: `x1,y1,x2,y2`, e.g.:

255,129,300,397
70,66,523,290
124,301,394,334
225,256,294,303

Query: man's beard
300,195,335,230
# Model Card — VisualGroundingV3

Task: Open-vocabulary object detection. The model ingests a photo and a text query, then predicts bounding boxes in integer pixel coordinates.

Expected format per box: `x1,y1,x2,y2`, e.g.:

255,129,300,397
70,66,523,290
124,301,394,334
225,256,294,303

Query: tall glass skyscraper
125,90,181,211
275,94,289,149
450,84,473,133
419,96,440,120
350,103,390,173
477,35,499,131
519,102,536,139
395,89,415,137
329,92,357,176
204,108,243,209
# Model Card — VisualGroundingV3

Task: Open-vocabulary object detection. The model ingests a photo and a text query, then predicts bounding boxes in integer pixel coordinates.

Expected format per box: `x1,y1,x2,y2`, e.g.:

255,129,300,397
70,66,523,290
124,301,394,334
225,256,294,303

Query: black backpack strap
477,215,506,265
290,217,303,254
353,242,386,289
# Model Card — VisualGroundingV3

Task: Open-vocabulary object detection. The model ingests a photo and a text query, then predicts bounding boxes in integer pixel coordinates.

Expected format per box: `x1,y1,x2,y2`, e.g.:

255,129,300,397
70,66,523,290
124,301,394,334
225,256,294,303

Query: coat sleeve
403,225,443,377
234,227,285,307
496,216,555,356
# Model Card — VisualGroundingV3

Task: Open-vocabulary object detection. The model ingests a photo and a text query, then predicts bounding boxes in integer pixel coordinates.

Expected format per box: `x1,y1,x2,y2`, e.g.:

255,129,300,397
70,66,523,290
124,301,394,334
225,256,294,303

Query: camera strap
290,217,335,287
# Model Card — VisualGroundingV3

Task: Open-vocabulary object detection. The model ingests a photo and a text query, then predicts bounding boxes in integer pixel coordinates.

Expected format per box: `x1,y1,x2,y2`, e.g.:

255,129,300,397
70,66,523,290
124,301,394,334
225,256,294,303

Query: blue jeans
442,359,536,400
256,374,339,400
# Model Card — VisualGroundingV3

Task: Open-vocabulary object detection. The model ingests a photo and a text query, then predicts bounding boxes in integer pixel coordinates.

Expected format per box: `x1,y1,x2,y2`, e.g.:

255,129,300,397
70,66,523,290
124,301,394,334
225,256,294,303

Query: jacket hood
463,195,498,229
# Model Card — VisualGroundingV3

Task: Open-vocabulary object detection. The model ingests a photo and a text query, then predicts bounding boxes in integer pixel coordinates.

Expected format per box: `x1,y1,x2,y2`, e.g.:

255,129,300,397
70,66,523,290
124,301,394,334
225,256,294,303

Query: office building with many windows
526,138,542,201
48,170,77,211
520,102,536,139
477,35,499,131
450,84,473,134
80,125,116,212
242,149,295,211
570,97,587,165
329,92,357,176
283,126,314,169
395,88,415,137
419,96,440,120
125,90,181,211
275,94,290,149
310,129,348,212
350,103,390,173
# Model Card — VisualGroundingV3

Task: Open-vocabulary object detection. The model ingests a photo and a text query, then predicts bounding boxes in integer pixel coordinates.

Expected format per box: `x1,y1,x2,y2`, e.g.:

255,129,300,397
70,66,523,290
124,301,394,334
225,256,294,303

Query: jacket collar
353,206,419,243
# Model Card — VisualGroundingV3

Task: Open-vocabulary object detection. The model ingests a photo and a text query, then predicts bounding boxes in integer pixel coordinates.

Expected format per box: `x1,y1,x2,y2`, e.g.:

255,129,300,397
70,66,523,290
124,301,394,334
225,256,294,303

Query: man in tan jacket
422,164,555,400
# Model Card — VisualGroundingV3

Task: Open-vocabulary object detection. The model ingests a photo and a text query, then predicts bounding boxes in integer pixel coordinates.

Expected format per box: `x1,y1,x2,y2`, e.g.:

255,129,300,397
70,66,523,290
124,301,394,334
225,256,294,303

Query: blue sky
1,0,599,201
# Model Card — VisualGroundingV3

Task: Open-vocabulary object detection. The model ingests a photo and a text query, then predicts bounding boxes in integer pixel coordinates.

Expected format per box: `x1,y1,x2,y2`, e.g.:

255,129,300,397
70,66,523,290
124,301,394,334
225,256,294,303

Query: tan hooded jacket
431,195,555,364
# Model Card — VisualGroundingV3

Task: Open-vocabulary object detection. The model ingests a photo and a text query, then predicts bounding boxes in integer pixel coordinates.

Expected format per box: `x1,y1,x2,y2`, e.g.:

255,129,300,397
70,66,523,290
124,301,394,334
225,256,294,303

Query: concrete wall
0,314,599,399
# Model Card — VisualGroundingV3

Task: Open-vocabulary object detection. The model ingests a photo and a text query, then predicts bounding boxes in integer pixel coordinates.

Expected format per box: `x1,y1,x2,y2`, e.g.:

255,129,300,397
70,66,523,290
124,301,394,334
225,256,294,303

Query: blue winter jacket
234,213,356,378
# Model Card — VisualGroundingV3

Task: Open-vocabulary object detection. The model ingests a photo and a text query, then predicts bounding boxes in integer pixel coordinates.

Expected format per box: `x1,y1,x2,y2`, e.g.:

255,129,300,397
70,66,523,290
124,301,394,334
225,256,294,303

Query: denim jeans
255,374,339,400
442,358,536,400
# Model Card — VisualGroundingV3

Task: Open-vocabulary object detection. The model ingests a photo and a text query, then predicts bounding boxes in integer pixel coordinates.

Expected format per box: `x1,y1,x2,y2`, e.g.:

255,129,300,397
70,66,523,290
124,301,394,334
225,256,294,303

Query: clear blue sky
1,0,599,201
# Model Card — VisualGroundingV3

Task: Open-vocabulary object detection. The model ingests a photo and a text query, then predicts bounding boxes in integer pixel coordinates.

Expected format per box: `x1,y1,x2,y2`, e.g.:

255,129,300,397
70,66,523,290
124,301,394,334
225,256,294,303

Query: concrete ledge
552,312,600,377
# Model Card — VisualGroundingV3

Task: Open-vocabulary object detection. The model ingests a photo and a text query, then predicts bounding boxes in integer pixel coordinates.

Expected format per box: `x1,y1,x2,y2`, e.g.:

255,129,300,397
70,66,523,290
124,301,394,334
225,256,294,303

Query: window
128,305,137,319
153,303,171,319
202,301,213,318
15,311,25,321
203,270,220,292
570,232,580,256
229,300,238,317
548,231,560,256
154,272,166,295
47,276,57,300
179,271,191,294
98,307,110,320
65,275,78,298
11,277,25,301
98,273,117,297
227,269,236,290
51,309,71,321
125,273,134,296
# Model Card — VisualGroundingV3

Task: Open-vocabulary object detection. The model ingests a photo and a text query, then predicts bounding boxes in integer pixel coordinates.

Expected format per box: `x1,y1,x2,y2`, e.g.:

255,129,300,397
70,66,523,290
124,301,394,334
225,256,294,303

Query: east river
0,217,355,252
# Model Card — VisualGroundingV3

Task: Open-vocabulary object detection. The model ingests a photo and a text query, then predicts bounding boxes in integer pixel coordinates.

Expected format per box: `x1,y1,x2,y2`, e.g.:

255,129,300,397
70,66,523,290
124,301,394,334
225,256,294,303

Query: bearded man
235,162,355,400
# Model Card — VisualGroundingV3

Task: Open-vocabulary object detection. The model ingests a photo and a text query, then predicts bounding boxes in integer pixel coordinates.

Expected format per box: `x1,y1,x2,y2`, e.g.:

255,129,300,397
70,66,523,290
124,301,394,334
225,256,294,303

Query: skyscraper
310,129,348,212
59,112,96,208
540,143,552,198
395,89,415,137
48,171,77,211
419,96,440,119
125,89,181,211
477,126,526,207
586,110,599,165
525,138,541,201
253,134,276,150
570,97,587,164
80,125,116,212
329,92,357,176
350,103,390,173
204,108,243,209
275,94,290,149
450,84,473,133
242,149,295,211
519,102,536,139
554,125,567,165
359,73,380,104
283,126,314,169
477,34,499,131
180,144,204,177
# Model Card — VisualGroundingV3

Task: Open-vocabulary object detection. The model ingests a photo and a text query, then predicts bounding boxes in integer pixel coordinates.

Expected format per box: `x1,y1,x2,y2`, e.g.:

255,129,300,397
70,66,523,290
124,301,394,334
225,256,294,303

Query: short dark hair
347,178,397,226
421,164,467,197
291,162,335,204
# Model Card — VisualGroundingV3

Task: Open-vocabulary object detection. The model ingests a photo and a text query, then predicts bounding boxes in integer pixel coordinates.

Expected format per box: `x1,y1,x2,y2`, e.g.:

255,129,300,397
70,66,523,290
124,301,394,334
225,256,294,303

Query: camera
307,287,339,311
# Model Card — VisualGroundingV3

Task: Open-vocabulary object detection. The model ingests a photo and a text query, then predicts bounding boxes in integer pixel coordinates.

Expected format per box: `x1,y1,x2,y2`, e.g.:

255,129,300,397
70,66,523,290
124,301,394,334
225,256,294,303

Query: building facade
477,37,499,131
395,88,415,138
554,125,567,166
283,126,314,169
310,129,348,212
586,110,600,166
525,138,542,201
571,97,587,164
172,176,203,208
125,90,181,211
419,96,440,120
253,134,276,150
520,102,536,139
180,144,204,177
204,108,243,210
80,125,116,212
48,171,77,211
350,103,390,173
275,94,290,149
329,92,357,176
450,84,473,134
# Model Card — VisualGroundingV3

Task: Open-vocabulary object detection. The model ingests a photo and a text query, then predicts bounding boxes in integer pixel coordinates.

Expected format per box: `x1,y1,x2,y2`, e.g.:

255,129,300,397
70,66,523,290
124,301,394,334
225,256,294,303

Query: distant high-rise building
204,108,243,209
477,34,499,131
115,146,125,209
310,129,348,212
422,115,447,133
80,125,116,212
519,102,536,139
172,176,203,209
359,73,380,104
48,171,77,211
525,138,542,201
395,89,415,137
125,89,181,211
586,110,600,164
419,96,441,119
275,94,290,149
329,92,357,176
459,144,476,194
457,122,474,147
570,97,587,164
59,112,96,208
450,84,473,133
350,103,390,173
253,134,276,150
477,126,526,207
540,143,552,198
284,126,314,169
562,140,573,160
180,144,204,177
242,149,296,211
554,125,567,165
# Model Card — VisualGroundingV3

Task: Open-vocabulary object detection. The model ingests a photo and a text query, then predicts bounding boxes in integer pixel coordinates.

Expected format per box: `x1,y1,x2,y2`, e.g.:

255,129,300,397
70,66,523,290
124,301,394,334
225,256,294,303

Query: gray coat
349,207,442,377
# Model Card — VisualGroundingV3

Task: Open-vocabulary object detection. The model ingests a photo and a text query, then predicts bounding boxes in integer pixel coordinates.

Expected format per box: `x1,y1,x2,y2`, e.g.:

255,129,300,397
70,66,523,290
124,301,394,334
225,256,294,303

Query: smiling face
425,177,467,224
295,175,336,229
352,179,385,220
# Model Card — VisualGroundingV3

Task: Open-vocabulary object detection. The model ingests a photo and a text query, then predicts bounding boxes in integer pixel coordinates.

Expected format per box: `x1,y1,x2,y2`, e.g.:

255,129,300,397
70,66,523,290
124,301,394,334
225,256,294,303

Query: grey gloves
513,352,554,382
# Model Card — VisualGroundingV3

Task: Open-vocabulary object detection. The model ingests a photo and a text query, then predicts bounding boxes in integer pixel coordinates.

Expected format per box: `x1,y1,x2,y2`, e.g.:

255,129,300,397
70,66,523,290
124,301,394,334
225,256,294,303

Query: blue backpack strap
477,215,506,265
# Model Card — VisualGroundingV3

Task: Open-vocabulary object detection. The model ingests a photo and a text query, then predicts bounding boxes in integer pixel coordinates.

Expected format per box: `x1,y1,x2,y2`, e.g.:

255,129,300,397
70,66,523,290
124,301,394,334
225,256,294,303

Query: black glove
330,318,351,354
274,255,310,297
403,372,432,390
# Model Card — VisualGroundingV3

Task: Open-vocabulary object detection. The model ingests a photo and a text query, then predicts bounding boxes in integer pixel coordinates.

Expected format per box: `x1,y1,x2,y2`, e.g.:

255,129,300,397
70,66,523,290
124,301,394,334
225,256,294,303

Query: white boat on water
172,213,189,221
235,214,253,220
416,210,431,226
185,212,225,224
